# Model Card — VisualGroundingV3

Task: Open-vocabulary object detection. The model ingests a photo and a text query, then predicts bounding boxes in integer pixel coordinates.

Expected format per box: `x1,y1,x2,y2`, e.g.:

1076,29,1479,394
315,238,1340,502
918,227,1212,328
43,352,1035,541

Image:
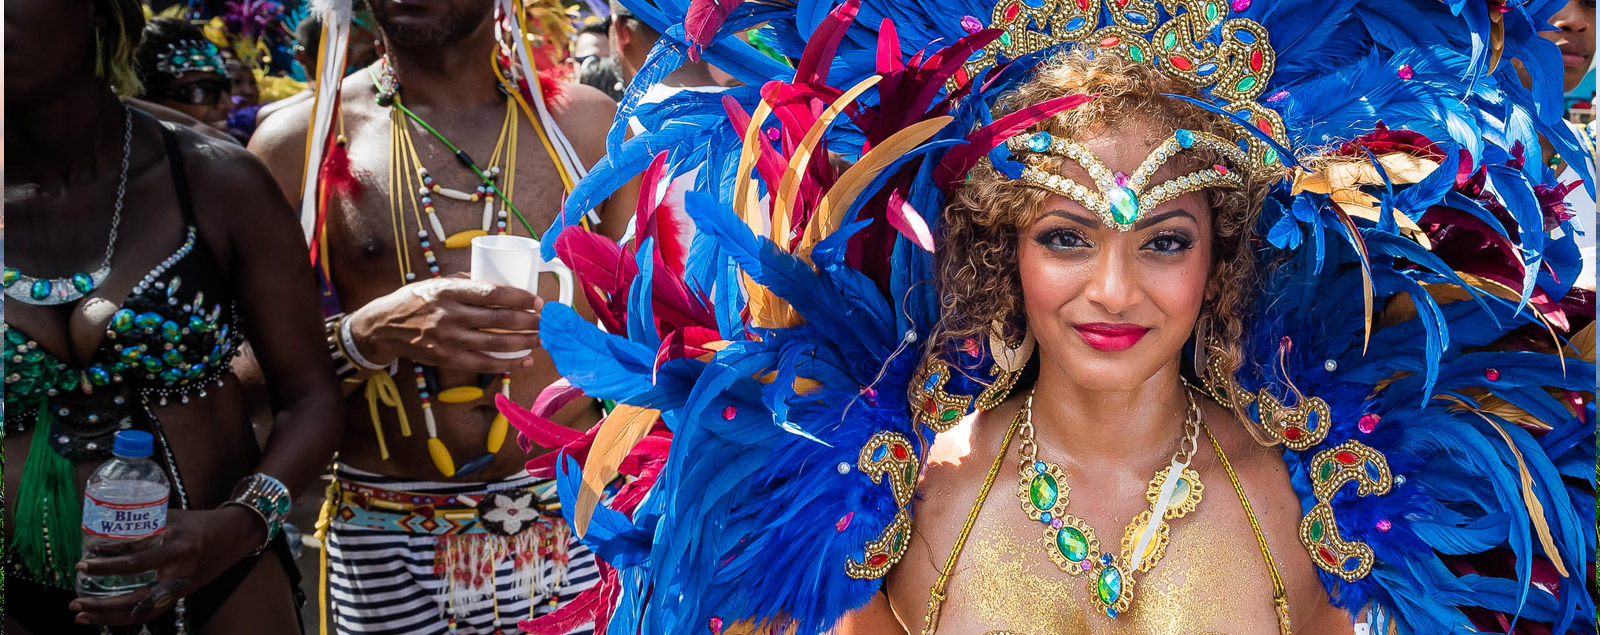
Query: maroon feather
934,93,1095,188
683,0,743,63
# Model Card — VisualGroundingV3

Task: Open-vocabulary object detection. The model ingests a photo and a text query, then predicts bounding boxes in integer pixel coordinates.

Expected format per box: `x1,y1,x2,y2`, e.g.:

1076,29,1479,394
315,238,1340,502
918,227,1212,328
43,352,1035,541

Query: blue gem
1041,512,1053,523
1364,462,1381,482
30,279,53,301
1107,608,1118,618
923,371,942,391
1234,29,1257,44
1101,553,1114,565
1124,11,1148,24
1064,16,1086,30
1175,129,1195,148
1026,131,1052,152
1342,557,1361,572
872,444,888,462
1194,62,1218,76
1022,0,1045,7
1034,461,1047,474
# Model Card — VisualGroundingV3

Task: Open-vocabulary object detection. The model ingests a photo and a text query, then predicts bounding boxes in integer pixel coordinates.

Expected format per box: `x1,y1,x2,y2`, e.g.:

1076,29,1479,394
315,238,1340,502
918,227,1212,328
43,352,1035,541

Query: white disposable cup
470,235,575,359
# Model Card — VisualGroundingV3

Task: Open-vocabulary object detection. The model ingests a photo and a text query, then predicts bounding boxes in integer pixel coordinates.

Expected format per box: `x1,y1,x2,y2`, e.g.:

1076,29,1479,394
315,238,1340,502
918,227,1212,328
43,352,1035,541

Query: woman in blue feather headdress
507,0,1596,633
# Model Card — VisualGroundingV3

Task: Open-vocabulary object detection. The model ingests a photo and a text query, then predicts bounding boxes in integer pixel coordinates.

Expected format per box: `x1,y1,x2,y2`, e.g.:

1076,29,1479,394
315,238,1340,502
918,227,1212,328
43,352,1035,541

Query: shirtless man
249,0,631,632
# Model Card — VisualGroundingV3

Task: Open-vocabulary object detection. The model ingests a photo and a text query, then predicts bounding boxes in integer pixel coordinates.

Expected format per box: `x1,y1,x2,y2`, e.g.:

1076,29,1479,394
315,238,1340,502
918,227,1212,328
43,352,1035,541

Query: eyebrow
1040,208,1197,231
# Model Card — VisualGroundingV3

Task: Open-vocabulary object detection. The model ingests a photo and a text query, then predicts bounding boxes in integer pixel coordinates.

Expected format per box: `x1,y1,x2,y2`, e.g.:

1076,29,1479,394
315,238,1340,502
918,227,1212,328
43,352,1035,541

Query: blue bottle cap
112,430,154,458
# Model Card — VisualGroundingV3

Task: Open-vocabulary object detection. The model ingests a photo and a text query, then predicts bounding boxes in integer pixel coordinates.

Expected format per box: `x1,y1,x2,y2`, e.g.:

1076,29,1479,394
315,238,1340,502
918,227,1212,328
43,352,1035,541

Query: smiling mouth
1074,323,1151,352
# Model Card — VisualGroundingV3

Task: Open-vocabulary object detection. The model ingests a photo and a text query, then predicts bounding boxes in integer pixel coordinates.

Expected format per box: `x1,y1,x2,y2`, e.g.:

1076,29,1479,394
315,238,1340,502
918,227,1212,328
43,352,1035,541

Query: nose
1553,2,1591,32
1082,244,1141,315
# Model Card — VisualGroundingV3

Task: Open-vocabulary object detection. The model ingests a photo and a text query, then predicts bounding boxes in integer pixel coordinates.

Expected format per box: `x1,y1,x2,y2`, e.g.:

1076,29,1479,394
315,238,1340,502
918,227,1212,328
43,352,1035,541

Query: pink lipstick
1075,323,1150,352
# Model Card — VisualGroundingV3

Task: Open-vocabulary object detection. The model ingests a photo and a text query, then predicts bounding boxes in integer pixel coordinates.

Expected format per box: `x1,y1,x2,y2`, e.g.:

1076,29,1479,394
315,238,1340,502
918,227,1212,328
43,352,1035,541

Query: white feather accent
1131,456,1184,570
297,10,353,243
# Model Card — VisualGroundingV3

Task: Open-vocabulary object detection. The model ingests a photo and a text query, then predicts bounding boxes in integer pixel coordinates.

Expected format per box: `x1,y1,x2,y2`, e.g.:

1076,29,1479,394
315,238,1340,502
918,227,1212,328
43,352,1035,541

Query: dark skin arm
73,130,343,626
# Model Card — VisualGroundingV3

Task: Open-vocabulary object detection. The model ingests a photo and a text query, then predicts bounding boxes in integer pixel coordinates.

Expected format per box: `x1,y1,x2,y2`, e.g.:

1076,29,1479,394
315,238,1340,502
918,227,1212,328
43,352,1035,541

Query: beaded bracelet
222,473,292,556
325,314,360,381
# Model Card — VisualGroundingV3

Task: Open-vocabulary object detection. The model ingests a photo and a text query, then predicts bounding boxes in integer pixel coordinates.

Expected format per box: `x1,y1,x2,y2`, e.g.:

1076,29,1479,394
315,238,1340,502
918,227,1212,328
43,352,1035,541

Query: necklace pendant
4,266,110,306
1089,555,1132,618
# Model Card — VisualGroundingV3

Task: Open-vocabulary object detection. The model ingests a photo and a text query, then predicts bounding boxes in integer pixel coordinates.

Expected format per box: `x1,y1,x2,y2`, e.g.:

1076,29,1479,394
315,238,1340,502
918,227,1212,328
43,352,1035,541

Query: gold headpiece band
1007,127,1246,229
960,0,1290,169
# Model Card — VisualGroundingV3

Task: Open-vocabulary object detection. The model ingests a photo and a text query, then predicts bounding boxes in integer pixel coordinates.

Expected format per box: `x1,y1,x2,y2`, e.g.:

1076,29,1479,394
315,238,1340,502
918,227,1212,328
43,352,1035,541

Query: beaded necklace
371,59,520,479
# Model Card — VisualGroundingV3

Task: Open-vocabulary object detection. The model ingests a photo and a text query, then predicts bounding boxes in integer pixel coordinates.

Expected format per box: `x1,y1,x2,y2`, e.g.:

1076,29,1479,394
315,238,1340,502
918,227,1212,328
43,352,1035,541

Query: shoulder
548,81,619,161
247,91,316,161
168,125,300,250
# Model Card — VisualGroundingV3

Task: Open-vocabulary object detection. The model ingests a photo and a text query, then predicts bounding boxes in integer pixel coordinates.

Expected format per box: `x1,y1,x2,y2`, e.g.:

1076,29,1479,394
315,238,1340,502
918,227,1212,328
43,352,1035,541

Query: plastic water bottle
77,430,170,597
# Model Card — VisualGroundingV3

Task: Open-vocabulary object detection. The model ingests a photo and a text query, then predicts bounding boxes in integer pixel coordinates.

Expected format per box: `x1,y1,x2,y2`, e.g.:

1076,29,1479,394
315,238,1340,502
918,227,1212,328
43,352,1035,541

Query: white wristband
339,313,387,371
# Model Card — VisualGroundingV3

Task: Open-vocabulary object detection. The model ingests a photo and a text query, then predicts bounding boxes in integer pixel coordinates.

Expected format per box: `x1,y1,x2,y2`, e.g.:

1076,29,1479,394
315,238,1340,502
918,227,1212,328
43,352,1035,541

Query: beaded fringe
434,520,573,617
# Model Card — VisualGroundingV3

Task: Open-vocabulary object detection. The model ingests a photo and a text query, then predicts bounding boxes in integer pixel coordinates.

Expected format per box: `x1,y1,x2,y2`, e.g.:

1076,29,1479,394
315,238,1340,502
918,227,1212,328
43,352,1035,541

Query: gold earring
975,325,1034,411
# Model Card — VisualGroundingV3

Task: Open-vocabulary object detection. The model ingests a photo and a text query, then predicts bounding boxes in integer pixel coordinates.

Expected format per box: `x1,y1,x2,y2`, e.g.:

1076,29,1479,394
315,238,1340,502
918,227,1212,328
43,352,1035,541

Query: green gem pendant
1,268,18,288
1057,526,1090,562
1097,564,1123,606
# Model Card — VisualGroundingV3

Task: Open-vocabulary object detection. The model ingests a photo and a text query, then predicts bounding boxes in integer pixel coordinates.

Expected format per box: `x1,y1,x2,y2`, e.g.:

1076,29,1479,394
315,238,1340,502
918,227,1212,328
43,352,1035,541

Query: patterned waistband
328,465,563,536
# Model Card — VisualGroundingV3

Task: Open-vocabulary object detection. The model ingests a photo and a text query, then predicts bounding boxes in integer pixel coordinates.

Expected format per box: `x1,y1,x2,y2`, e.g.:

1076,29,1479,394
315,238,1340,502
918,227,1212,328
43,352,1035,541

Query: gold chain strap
1202,420,1293,635
921,402,1027,635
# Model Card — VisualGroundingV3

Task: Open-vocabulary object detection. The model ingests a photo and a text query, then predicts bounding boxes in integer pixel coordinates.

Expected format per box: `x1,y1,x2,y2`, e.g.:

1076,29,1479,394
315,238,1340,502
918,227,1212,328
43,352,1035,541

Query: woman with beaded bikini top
4,1,342,633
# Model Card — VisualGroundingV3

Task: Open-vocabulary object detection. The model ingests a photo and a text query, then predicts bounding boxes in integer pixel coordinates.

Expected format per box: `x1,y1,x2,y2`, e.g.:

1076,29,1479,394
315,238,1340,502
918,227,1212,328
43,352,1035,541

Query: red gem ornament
1484,368,1500,381
867,553,890,567
709,617,725,633
1101,35,1121,47
1376,519,1392,532
837,511,854,532
1214,164,1229,175
1230,0,1251,9
1077,0,1089,8
722,405,737,420
1318,547,1338,564
1284,427,1305,441
1334,451,1358,465
892,444,909,460
1358,414,1380,433
1396,64,1414,79
1002,1,1021,22
1250,49,1263,71
1170,55,1193,70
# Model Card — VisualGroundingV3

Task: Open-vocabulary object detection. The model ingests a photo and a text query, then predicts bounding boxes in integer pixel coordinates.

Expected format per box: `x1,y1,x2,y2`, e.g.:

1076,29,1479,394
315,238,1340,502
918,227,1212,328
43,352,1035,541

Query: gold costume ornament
1007,128,1248,230
1014,390,1205,619
1298,440,1392,581
911,324,1035,432
959,0,1290,169
1198,335,1332,451
845,431,920,579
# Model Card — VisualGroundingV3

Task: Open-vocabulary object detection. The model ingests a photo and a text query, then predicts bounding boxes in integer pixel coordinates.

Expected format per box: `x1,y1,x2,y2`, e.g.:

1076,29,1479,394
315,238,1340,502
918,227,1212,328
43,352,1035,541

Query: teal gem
120,347,142,363
1175,129,1195,148
86,367,111,386
1264,147,1280,165
112,309,136,333
163,350,185,367
135,312,163,331
1097,566,1123,605
1027,131,1053,152
30,279,53,301
159,369,182,383
188,315,210,333
141,356,165,374
71,272,95,294
1107,187,1139,225
1057,527,1089,562
1030,473,1059,510
1,268,18,288
161,321,182,343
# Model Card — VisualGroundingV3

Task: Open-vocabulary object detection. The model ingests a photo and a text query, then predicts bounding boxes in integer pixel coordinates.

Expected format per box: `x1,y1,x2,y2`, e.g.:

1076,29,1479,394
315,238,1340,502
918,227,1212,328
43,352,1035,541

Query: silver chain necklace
3,103,132,305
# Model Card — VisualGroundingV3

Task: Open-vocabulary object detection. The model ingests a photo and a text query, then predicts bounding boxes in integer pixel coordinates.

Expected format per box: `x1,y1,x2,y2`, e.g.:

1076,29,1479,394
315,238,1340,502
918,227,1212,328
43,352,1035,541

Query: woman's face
1544,0,1595,91
1017,122,1215,393
155,70,233,128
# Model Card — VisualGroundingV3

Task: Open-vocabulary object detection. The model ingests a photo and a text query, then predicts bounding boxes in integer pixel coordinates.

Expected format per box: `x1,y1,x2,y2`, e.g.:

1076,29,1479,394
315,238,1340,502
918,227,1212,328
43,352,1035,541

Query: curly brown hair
930,49,1275,389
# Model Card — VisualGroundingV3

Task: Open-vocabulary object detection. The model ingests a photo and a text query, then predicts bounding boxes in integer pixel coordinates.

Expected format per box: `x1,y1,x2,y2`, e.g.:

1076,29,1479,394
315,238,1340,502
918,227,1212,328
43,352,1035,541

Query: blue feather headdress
512,0,1596,633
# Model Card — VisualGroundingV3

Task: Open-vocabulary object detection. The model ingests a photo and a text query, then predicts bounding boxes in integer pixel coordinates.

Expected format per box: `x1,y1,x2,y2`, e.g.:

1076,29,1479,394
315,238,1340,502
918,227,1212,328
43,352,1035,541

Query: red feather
684,0,743,62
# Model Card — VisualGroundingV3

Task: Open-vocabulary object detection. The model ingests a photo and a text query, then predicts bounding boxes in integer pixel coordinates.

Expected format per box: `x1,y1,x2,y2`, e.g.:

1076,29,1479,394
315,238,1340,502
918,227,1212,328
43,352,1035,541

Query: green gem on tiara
1027,131,1053,152
1108,187,1139,225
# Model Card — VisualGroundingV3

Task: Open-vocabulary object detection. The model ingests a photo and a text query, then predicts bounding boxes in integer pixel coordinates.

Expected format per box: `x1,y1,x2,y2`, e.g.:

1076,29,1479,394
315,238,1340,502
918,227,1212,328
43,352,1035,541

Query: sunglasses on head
162,78,231,106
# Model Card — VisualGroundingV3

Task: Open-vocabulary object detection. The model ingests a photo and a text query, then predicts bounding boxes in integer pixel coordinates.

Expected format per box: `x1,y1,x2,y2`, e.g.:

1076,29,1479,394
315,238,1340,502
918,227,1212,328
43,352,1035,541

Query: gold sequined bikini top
919,406,1294,635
